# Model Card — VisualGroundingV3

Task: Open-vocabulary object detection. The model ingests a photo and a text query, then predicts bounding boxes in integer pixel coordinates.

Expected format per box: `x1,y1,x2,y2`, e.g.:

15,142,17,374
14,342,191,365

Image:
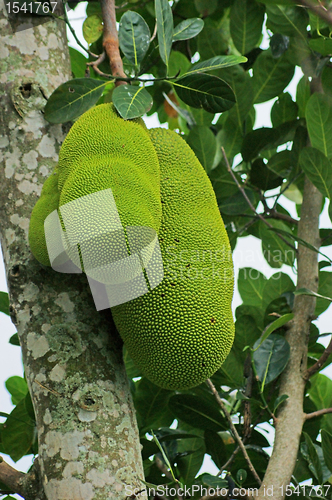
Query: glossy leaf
204,430,227,469
253,334,290,390
83,14,103,44
252,50,295,104
302,432,323,484
271,92,298,127
119,11,151,66
296,76,311,118
68,47,88,79
259,220,296,268
306,93,332,159
262,272,295,310
266,5,309,37
5,376,28,406
184,55,247,77
267,150,292,178
0,291,9,316
112,85,153,119
197,19,228,61
253,313,294,351
230,0,265,55
308,374,332,410
168,394,227,432
234,315,261,352
216,119,243,161
299,147,332,199
241,127,279,162
155,0,173,68
186,126,217,173
173,74,236,113
250,158,283,191
321,429,332,473
238,268,266,306
44,78,107,124
273,394,289,414
177,434,205,487
309,37,332,56
173,18,204,41
134,378,173,431
2,398,36,462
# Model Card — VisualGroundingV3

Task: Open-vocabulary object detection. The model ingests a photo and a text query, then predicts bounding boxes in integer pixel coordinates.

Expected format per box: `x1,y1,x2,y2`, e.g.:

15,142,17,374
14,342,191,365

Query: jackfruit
29,104,234,390
111,128,234,390
28,170,60,266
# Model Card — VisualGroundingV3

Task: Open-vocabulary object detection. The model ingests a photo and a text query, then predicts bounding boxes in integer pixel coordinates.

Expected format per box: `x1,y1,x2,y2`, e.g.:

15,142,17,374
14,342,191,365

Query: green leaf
266,5,309,38
253,334,290,391
119,11,151,66
2,398,36,462
83,14,103,44
184,55,247,77
262,272,295,310
173,73,236,114
194,0,218,15
0,291,9,316
218,188,256,216
309,37,332,56
273,394,289,414
155,0,173,68
123,346,142,379
235,315,261,353
199,474,228,489
68,47,88,79
270,33,290,58
230,0,265,55
151,431,177,483
302,432,323,484
9,333,20,346
241,127,279,162
253,313,294,351
197,18,228,61
308,374,332,410
214,346,246,388
218,66,254,127
296,76,311,118
299,147,332,199
271,92,298,127
134,378,173,431
112,85,153,119
168,394,227,432
5,376,28,406
177,433,205,487
216,118,243,162
204,430,227,469
250,158,283,191
238,268,266,306
236,469,247,485
173,18,204,41
259,220,296,268
267,150,292,178
44,78,107,124
321,429,332,473
306,93,332,159
168,50,191,78
186,126,217,173
252,50,295,104
316,271,332,315
322,65,332,98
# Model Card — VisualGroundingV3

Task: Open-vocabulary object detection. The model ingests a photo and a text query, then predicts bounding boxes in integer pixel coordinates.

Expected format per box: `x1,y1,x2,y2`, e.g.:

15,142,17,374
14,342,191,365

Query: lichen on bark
0,3,146,498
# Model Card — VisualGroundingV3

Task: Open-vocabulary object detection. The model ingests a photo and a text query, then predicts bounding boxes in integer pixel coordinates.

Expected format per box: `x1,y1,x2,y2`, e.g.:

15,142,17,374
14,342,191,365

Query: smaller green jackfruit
28,171,60,266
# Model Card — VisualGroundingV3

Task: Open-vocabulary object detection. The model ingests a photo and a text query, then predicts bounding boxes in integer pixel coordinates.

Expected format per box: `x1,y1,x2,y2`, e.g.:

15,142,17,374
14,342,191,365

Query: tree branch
256,176,323,500
296,0,332,26
206,379,262,486
305,407,332,420
221,148,297,252
0,457,25,498
305,335,332,379
100,0,127,85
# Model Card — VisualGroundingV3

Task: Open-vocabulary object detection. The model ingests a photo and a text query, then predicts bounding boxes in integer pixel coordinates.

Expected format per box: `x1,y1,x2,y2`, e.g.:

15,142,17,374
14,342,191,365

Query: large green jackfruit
29,104,234,390
112,128,234,390
28,171,60,266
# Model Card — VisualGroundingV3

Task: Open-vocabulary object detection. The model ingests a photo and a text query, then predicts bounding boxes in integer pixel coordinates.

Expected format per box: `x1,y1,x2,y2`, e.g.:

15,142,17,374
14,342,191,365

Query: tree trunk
0,4,145,499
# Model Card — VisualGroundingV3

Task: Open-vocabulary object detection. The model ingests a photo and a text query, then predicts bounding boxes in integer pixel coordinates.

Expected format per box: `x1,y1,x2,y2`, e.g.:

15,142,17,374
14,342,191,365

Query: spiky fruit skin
111,128,235,390
28,171,60,266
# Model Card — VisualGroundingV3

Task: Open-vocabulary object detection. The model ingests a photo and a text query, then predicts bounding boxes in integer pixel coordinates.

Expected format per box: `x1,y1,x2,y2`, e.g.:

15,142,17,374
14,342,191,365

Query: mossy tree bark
0,3,145,499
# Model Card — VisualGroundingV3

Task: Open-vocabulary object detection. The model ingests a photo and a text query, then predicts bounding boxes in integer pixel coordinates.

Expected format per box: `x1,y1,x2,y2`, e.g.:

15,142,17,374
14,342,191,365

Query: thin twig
221,148,297,252
305,336,332,379
265,209,299,225
305,407,332,420
100,0,127,86
295,0,332,26
206,379,262,486
219,445,241,472
150,22,158,42
155,457,183,500
0,456,25,497
61,1,98,58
